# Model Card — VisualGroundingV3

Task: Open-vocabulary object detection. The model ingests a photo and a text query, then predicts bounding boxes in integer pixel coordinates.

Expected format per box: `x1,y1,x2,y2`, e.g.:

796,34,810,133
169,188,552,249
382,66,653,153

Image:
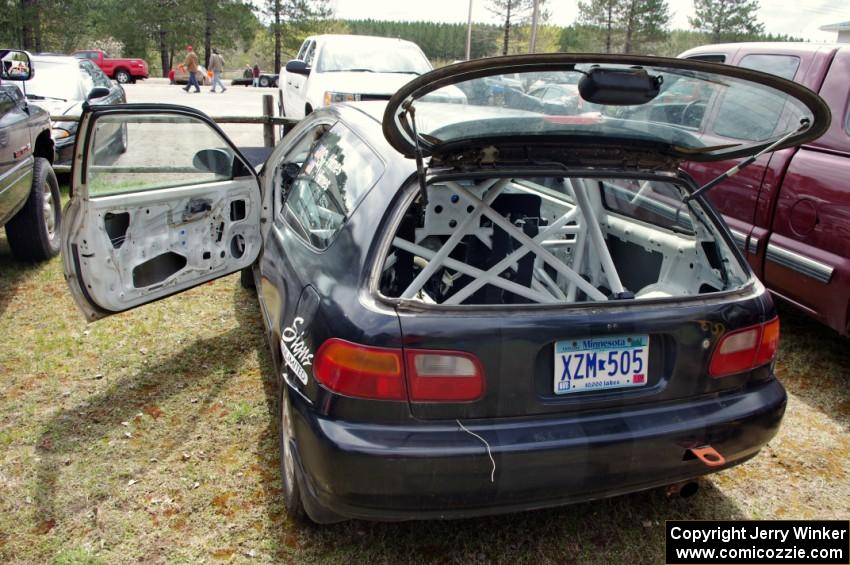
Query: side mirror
0,50,33,81
285,60,310,76
193,148,234,176
87,86,111,100
578,66,661,106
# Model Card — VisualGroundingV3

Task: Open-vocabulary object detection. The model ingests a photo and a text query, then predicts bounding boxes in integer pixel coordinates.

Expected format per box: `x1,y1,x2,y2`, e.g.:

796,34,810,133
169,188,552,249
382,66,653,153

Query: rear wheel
278,382,307,522
5,158,61,262
114,69,130,84
259,76,270,88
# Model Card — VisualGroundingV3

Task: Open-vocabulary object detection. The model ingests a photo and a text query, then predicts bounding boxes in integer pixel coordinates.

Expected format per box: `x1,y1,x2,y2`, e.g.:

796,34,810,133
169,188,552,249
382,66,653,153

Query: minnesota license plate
554,335,649,395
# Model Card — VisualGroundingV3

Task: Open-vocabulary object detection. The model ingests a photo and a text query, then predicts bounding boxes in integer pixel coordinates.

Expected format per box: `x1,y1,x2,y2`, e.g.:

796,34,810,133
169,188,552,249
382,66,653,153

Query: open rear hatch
375,55,827,420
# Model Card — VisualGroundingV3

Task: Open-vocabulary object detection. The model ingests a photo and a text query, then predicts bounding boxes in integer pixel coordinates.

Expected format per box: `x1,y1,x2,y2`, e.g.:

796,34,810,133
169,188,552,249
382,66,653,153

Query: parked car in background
59,54,828,523
231,67,278,87
0,49,61,262
279,34,465,119
527,82,596,114
173,64,210,86
678,42,850,335
23,54,126,170
73,49,148,84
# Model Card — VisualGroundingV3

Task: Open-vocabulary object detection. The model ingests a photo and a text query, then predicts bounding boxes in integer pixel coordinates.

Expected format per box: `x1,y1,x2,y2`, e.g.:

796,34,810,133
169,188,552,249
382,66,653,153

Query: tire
115,69,130,84
239,267,255,290
278,383,308,522
259,76,270,88
5,157,61,262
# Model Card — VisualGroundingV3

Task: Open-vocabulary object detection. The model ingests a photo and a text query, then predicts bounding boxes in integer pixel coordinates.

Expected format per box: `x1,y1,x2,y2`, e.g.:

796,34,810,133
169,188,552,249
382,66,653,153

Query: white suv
279,34,464,118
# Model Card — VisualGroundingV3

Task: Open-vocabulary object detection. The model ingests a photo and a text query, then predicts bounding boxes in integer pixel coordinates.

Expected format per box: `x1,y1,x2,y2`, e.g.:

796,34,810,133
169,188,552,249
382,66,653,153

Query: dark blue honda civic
60,54,828,523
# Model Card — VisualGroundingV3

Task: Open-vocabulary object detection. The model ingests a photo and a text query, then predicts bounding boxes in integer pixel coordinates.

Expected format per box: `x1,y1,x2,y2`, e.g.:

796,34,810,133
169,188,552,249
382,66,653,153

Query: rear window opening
378,175,747,306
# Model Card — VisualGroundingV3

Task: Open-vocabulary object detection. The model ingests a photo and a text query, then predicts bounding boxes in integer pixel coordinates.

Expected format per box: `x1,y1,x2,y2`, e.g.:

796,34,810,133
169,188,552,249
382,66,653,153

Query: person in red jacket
252,63,260,87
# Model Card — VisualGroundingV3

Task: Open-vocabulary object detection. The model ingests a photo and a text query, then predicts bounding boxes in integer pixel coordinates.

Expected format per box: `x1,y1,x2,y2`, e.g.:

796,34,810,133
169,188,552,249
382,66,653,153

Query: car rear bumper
290,377,786,522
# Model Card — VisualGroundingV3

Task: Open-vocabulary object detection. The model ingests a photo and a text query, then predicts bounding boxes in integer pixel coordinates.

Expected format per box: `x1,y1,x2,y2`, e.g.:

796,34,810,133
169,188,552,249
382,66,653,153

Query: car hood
28,98,81,118
382,53,830,168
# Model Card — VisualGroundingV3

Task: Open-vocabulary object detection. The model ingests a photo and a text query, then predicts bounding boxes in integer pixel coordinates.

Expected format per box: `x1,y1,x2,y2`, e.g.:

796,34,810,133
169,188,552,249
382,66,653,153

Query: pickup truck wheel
5,158,61,262
278,382,308,522
259,76,270,88
115,70,130,84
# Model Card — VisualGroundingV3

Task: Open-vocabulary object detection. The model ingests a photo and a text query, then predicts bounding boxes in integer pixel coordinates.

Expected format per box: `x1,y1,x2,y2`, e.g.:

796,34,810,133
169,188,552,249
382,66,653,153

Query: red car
676,43,850,336
73,49,148,84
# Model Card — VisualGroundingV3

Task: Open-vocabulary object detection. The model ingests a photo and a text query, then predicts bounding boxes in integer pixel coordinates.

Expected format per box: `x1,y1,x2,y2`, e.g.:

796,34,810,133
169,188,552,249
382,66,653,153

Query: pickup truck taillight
709,318,780,378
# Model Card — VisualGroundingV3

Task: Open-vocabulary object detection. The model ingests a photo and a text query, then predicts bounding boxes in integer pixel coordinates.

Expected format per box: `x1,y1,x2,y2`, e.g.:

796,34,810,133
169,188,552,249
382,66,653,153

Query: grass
0,227,848,564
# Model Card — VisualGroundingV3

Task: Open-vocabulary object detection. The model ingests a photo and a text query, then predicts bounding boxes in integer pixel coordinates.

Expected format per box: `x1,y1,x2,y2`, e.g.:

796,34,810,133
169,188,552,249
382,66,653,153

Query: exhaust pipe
666,480,700,499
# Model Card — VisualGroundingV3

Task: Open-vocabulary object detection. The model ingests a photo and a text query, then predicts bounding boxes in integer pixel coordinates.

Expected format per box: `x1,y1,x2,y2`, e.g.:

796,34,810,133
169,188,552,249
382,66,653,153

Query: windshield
385,57,825,161
317,41,431,74
25,60,82,101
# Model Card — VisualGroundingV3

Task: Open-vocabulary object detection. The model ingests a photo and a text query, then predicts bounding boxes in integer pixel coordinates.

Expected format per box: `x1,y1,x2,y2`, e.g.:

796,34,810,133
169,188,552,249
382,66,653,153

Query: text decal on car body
280,317,313,385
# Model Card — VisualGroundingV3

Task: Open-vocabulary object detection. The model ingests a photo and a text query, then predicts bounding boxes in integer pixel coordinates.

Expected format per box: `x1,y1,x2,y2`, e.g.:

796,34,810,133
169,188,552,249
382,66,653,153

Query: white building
819,21,850,43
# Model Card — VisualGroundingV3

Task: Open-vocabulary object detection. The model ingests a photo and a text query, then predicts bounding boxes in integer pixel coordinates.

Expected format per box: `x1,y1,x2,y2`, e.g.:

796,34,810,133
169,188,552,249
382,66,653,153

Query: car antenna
402,100,428,207
683,118,810,204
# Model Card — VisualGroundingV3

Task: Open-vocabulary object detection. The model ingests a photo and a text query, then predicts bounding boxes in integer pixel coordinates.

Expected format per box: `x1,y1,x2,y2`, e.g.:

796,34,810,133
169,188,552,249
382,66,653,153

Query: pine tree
577,0,620,53
488,0,535,55
620,0,670,54
689,0,764,42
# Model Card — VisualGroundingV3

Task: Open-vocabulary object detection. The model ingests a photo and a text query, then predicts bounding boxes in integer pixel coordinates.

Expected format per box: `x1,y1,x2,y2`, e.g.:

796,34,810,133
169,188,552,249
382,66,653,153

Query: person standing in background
252,63,260,87
209,48,227,93
182,46,200,93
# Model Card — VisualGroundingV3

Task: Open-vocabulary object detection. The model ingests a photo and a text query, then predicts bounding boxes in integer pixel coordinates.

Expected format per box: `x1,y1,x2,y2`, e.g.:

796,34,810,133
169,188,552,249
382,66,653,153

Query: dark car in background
23,54,126,171
231,67,278,87
59,55,827,523
0,49,61,261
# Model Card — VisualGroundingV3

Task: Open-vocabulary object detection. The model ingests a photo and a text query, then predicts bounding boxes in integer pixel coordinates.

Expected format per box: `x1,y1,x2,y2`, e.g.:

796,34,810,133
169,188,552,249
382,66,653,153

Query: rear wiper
684,119,810,203
26,94,67,101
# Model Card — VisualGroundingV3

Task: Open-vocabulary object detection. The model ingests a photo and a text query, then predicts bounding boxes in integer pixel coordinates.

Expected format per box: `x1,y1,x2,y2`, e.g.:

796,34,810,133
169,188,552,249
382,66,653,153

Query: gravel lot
122,78,280,148
0,82,847,563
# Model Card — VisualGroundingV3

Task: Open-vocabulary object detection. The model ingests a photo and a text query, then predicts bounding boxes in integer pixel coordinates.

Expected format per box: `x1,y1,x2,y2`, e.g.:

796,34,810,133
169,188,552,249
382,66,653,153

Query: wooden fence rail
50,94,299,172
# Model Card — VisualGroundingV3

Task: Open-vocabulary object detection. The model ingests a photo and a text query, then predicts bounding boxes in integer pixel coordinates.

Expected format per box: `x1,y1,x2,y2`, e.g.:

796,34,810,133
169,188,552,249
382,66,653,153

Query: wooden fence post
262,94,275,148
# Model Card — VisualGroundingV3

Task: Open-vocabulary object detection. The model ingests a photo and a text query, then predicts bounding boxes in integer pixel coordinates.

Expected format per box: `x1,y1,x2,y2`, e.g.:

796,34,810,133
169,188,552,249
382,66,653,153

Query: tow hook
688,445,726,468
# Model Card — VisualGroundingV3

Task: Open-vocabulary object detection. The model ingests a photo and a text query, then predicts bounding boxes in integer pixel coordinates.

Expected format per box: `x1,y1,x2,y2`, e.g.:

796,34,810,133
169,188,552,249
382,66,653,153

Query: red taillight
313,339,404,400
709,318,780,378
313,339,484,402
405,350,485,402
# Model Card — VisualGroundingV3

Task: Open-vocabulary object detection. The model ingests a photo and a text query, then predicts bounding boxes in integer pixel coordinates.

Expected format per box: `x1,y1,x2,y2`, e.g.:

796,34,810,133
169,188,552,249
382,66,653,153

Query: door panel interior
67,179,261,315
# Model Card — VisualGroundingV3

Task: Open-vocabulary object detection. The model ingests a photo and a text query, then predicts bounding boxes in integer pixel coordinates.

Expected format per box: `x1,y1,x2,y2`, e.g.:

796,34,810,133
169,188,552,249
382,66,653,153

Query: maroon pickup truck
678,42,850,335
73,49,148,84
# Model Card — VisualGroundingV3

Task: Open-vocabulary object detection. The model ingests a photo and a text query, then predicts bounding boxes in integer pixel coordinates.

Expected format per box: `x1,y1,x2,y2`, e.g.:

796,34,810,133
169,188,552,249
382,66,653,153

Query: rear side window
711,54,801,141
739,54,800,80
284,123,384,249
687,54,726,63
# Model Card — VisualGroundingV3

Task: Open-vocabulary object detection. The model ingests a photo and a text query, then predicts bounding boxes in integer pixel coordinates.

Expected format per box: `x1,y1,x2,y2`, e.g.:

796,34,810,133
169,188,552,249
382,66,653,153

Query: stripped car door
61,105,262,321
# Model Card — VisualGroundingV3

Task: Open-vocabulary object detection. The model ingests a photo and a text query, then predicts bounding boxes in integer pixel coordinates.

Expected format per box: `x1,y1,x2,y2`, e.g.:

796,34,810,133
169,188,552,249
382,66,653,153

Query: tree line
0,0,802,76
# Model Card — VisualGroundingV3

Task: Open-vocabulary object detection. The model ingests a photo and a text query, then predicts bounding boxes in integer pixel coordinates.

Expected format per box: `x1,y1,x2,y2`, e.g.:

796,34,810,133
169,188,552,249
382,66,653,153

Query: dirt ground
0,222,848,564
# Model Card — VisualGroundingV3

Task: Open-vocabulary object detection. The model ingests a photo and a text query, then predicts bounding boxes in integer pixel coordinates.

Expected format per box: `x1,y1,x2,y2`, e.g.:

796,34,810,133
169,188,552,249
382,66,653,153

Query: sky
330,0,848,43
